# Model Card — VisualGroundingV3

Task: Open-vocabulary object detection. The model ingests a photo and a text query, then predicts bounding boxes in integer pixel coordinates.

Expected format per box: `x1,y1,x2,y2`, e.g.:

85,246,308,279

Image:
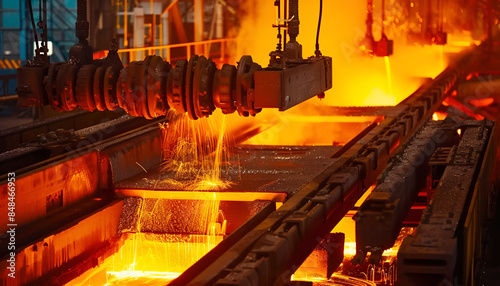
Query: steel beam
170,44,483,286
194,0,204,54
398,121,495,286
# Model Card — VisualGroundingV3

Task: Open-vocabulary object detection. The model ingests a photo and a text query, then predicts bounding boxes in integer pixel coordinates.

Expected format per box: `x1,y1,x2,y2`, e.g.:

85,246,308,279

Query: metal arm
17,0,332,120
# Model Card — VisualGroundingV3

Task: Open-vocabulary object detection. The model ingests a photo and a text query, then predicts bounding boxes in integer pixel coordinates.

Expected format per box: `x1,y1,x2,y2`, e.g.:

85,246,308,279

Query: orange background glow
235,0,477,107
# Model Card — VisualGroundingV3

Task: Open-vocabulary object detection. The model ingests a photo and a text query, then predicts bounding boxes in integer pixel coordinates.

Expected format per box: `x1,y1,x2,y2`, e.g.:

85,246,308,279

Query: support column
215,1,223,39
133,6,145,61
194,0,204,54
162,13,169,60
170,3,187,43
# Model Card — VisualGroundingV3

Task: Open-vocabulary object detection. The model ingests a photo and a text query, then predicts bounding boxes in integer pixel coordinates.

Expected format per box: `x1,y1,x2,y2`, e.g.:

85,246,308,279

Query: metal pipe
124,0,128,47
194,0,204,54
76,0,89,44
288,0,299,42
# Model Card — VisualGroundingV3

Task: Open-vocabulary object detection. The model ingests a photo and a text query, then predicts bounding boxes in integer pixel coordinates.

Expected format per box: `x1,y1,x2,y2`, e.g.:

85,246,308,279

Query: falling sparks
79,111,234,285
135,162,148,173
159,111,234,191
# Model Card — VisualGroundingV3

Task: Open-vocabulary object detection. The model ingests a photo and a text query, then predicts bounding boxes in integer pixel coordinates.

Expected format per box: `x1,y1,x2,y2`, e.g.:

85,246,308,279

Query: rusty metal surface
2,41,492,286
170,45,482,286
0,114,161,177
0,115,168,285
118,197,274,235
398,121,494,286
0,151,101,234
353,120,460,263
254,57,333,111
114,145,338,195
0,199,124,286
0,110,125,153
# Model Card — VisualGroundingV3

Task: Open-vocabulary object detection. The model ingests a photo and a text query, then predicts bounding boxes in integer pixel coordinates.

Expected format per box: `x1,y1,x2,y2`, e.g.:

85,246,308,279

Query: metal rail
170,44,484,286
95,38,236,64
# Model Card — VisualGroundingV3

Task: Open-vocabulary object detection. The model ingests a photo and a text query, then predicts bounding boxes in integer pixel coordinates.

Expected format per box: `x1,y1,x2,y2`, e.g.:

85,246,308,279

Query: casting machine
17,0,331,120
1,0,500,286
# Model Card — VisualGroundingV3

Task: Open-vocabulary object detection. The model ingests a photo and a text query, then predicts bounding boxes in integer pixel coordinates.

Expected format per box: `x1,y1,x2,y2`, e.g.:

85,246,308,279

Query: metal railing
95,38,236,64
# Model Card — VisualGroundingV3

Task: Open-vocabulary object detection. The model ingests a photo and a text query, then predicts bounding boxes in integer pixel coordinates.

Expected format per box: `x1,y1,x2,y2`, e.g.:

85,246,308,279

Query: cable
315,0,323,56
27,0,39,52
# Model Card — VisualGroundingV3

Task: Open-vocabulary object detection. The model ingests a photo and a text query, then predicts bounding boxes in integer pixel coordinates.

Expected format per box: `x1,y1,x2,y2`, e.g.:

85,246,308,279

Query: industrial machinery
363,0,393,57
1,0,500,286
16,0,332,120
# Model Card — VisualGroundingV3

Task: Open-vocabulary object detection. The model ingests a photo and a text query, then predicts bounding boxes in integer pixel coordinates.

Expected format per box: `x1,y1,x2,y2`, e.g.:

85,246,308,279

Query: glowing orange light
105,233,224,285
236,1,474,108
457,129,462,136
449,41,472,47
243,112,383,146
97,112,232,284
444,97,485,120
292,274,377,286
433,111,448,121
117,189,287,202
293,182,413,283
384,56,393,96
159,111,233,191
469,97,494,108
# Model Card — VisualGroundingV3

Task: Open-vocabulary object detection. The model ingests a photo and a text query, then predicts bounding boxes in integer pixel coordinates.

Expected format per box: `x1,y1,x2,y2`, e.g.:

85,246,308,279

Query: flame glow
235,0,477,107
105,233,224,285
469,97,495,108
294,183,414,285
243,112,382,146
159,111,233,190
68,191,226,286
67,111,236,285
384,56,393,96
432,112,439,121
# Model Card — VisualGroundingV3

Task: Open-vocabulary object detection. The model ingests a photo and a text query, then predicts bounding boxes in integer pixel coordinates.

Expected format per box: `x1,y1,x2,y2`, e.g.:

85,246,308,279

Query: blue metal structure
0,0,77,95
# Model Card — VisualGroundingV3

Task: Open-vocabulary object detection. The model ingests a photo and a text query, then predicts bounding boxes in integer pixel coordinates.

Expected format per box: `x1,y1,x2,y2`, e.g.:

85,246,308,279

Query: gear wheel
93,66,107,111
103,66,120,111
45,63,64,111
236,56,262,117
167,59,188,114
213,64,237,114
75,64,97,111
192,56,217,118
57,63,79,111
185,55,200,120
